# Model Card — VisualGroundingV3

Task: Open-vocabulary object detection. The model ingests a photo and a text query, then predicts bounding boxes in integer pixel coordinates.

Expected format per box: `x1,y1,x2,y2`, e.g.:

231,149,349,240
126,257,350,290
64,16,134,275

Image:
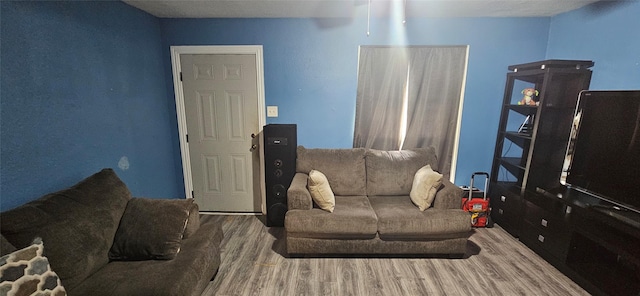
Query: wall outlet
267,106,278,117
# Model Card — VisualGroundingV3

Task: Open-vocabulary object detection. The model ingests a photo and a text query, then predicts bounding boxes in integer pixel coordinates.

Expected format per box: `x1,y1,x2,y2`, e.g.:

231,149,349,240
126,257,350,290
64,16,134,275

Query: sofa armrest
287,173,313,210
432,179,464,210
1,235,17,256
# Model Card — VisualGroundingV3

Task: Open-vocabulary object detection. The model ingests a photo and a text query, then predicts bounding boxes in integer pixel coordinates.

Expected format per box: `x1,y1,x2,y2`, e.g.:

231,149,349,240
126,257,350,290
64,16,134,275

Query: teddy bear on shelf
518,88,539,106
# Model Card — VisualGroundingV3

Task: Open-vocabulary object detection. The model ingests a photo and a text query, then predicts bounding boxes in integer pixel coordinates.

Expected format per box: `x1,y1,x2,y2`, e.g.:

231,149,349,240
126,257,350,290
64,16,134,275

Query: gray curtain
403,46,467,178
353,46,467,178
353,47,408,150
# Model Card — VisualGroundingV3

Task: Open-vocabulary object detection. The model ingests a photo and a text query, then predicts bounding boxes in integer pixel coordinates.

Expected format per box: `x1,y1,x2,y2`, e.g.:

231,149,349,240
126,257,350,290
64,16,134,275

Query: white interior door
179,53,261,212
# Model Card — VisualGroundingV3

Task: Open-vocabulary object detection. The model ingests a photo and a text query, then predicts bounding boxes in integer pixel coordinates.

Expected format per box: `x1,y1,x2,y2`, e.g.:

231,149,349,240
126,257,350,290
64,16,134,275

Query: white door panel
180,54,259,212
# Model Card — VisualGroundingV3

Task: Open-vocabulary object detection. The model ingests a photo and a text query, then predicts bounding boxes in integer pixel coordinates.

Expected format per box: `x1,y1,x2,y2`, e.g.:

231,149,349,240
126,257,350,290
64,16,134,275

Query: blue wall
3,1,637,211
160,17,551,186
0,2,182,211
547,1,640,89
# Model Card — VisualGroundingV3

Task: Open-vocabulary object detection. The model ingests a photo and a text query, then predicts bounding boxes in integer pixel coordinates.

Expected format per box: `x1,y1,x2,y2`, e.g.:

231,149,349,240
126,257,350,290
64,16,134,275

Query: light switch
267,106,278,117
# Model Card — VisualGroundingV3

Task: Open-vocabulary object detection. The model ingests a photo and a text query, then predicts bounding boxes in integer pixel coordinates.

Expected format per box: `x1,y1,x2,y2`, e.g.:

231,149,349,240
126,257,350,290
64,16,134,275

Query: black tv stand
513,187,640,296
588,204,640,229
568,197,640,296
553,189,640,295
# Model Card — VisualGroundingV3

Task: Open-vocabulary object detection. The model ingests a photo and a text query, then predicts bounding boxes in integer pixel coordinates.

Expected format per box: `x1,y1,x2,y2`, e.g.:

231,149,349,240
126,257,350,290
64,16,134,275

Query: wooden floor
202,215,589,296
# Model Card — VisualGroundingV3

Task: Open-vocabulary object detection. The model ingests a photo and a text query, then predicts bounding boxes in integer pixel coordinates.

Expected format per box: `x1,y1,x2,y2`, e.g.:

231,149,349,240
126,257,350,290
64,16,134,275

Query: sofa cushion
109,198,195,261
296,146,366,196
69,215,223,296
308,170,335,213
368,196,471,240
365,148,438,196
0,238,67,296
285,196,378,239
0,168,131,290
410,165,444,211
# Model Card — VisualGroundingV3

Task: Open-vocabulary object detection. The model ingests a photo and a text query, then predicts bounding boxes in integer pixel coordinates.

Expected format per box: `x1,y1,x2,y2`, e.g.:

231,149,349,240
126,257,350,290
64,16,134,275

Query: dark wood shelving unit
489,59,593,236
489,60,640,296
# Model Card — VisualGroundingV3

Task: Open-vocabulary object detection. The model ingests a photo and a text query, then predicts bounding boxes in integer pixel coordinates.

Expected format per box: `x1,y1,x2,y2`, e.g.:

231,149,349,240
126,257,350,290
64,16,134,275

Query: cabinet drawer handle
538,235,545,243
500,195,506,202
541,219,548,227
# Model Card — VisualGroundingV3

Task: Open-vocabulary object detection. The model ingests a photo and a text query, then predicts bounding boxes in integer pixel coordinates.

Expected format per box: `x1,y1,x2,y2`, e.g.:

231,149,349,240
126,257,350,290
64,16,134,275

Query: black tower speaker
263,124,297,227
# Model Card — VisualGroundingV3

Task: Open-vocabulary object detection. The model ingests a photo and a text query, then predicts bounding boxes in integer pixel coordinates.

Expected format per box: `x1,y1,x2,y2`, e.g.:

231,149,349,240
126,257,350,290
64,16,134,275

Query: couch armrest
287,173,313,210
432,179,464,210
1,235,17,256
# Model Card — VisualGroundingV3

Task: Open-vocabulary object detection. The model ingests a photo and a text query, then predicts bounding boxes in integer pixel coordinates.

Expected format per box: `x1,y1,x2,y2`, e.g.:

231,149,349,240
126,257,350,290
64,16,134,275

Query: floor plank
202,215,589,296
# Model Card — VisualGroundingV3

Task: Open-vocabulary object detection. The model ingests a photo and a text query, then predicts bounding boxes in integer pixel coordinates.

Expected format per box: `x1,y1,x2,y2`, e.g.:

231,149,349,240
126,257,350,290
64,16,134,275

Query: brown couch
285,146,471,256
0,169,223,296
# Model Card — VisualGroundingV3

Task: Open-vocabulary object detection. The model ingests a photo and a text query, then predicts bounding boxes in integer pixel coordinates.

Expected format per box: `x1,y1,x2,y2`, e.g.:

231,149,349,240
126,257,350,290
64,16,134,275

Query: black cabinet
503,186,640,296
489,60,593,237
490,182,522,236
563,190,640,296
519,192,573,262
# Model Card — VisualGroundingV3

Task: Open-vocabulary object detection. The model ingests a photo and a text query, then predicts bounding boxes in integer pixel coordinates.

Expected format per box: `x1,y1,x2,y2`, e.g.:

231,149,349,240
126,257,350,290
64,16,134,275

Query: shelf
507,70,545,83
499,157,525,169
507,104,538,116
491,61,595,290
508,59,595,72
504,131,533,139
504,131,532,143
498,157,526,178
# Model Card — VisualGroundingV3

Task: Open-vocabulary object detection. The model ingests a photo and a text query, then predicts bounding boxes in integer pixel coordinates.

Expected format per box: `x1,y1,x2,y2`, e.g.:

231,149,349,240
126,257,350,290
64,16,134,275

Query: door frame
170,45,266,208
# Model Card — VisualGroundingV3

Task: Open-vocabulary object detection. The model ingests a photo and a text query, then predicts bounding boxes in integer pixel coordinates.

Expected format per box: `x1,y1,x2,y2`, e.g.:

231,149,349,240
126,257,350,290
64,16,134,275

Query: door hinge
191,190,194,198
180,72,183,81
186,134,189,143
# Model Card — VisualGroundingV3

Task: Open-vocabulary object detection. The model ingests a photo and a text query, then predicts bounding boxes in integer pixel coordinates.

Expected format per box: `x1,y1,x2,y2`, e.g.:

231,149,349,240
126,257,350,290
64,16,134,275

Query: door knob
251,133,256,138
250,144,258,152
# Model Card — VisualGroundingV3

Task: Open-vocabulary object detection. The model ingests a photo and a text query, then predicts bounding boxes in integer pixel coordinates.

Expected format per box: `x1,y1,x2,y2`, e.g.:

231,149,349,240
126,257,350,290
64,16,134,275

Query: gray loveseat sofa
0,169,223,296
285,146,471,256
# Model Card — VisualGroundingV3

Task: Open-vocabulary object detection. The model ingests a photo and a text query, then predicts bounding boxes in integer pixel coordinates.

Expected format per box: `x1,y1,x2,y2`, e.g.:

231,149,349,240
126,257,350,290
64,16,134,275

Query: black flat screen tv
562,90,640,214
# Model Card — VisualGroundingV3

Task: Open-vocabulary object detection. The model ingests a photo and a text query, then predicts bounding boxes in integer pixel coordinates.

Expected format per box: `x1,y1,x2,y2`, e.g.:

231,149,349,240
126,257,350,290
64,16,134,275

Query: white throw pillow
308,169,336,212
410,165,444,211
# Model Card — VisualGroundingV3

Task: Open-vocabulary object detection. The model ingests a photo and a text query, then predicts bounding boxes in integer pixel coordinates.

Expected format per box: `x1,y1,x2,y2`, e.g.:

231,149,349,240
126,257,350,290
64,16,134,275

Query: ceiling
122,0,601,18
